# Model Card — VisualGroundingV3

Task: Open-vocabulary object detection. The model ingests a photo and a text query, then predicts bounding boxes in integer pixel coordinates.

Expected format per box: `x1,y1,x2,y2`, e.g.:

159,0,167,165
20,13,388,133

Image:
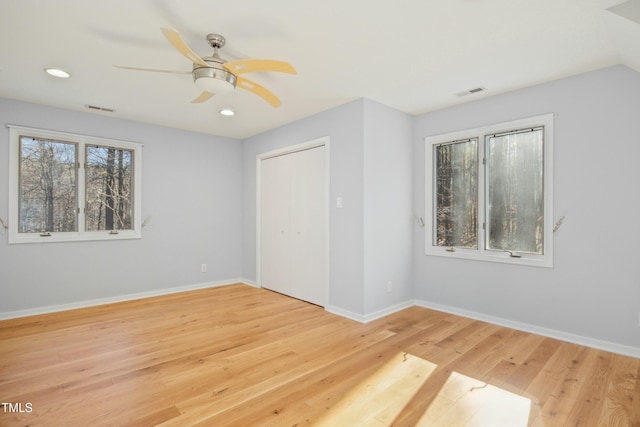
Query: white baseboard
325,300,415,323
0,279,246,321
3,283,637,359
415,299,640,359
325,305,367,322
362,300,416,323
240,278,259,288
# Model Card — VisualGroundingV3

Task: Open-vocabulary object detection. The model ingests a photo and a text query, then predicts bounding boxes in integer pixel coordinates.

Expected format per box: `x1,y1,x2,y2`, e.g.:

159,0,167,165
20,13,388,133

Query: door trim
256,137,330,307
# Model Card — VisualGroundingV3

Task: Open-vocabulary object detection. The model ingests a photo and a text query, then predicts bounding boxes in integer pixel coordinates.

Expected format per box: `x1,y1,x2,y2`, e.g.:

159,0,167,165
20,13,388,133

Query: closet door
260,145,326,306
289,146,325,305
260,154,292,296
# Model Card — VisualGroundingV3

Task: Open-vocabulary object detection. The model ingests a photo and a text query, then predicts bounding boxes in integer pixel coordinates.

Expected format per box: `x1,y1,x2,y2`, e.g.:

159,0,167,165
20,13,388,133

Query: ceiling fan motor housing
206,33,226,49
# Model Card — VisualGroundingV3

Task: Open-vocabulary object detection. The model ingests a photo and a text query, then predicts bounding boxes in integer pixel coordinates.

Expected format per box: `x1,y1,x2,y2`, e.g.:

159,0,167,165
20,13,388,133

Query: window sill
8,230,142,244
425,247,553,268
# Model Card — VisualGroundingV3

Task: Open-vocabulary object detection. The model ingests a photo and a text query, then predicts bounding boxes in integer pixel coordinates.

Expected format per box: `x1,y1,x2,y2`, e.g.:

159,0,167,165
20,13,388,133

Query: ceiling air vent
85,104,115,113
455,87,486,97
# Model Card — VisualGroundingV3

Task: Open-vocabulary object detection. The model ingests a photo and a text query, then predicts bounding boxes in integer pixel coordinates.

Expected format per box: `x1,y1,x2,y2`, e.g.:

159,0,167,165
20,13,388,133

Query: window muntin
8,126,142,243
425,114,553,267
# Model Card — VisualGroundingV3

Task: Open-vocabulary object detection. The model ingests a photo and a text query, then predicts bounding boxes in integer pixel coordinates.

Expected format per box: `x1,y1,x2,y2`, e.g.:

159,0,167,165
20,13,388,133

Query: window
8,126,142,243
425,114,553,267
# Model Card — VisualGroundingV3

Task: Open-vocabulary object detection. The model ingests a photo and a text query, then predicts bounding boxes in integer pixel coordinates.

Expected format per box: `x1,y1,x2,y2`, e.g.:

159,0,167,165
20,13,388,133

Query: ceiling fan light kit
115,28,296,108
193,63,236,93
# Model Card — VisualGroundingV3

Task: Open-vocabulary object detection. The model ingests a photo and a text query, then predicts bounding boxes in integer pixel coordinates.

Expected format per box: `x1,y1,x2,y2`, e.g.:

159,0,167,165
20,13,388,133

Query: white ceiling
1,0,639,139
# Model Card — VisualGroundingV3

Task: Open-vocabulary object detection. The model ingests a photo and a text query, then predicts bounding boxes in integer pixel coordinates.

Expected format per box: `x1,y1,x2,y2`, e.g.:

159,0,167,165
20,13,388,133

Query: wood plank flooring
0,284,638,426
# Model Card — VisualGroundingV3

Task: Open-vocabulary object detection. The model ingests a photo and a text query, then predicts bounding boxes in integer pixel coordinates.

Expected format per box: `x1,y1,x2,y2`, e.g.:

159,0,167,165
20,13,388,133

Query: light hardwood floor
0,284,638,426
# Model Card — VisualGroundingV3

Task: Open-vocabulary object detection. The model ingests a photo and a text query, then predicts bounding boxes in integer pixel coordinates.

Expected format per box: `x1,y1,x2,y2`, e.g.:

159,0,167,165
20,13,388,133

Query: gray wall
412,65,640,350
242,100,367,314
2,65,638,353
363,99,414,314
0,99,243,314
241,99,414,317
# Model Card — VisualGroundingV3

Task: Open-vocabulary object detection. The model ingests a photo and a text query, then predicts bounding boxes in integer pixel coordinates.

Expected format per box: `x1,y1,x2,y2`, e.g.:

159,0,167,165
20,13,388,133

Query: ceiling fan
115,28,296,107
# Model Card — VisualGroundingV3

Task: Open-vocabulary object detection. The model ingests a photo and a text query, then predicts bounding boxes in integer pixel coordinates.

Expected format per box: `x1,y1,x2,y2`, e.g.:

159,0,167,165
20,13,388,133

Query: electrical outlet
201,264,207,273
387,281,393,293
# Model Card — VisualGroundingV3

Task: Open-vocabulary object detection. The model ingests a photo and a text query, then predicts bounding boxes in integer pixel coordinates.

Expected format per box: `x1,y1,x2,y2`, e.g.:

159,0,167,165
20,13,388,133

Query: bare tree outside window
85,145,133,231
18,137,77,233
9,126,142,244
425,114,553,267
434,139,478,249
486,128,544,254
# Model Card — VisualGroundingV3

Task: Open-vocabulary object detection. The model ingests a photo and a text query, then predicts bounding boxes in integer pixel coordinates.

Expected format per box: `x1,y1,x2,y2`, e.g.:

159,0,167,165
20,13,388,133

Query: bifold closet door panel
260,154,292,296
289,146,326,306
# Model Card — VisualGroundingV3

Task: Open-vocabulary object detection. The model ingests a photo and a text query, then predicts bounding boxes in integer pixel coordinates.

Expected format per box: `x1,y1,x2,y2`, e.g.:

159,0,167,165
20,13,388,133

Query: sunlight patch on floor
310,351,532,427
312,352,438,426
417,371,532,427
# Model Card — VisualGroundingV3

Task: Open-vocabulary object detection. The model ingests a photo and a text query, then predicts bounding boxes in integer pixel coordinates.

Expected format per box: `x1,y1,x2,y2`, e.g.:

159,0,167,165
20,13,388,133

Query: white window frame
8,125,143,244
425,113,554,268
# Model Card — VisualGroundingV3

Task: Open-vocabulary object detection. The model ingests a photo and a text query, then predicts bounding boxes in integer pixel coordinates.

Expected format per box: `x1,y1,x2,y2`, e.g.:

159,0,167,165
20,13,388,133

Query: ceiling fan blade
191,91,215,103
236,77,281,108
114,65,191,74
160,28,209,67
224,59,297,75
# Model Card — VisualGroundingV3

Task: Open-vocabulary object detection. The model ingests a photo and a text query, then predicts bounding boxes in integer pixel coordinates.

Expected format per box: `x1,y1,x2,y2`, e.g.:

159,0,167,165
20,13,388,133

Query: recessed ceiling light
219,108,235,116
45,68,70,78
